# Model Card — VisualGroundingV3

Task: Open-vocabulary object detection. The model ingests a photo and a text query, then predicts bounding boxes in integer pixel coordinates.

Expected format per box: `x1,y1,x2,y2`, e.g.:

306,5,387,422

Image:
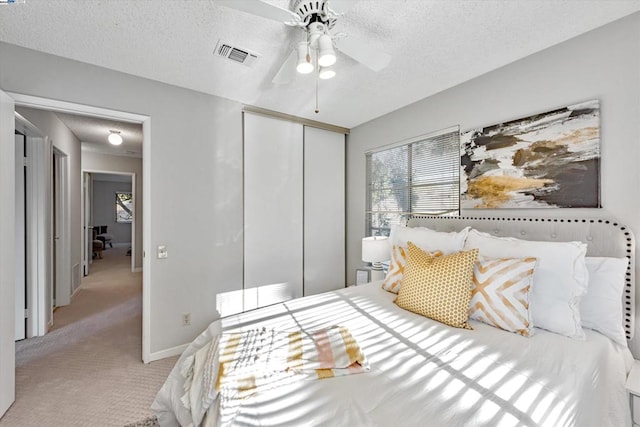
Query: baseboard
71,284,83,298
147,343,188,363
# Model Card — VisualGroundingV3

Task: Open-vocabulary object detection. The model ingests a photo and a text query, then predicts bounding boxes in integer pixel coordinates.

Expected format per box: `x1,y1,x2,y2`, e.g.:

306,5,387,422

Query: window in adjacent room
366,126,460,236
115,192,133,223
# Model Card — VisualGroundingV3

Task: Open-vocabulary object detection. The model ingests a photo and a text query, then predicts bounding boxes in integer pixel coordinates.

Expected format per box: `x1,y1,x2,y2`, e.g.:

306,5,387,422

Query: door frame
16,114,52,337
14,131,26,341
5,92,152,363
82,171,93,277
83,170,136,274
52,147,71,307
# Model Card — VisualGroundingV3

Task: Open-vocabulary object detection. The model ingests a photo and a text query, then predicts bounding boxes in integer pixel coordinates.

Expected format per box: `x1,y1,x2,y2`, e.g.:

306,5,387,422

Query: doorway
11,100,146,342
0,91,153,420
14,113,73,339
13,113,53,339
12,105,144,336
83,171,135,276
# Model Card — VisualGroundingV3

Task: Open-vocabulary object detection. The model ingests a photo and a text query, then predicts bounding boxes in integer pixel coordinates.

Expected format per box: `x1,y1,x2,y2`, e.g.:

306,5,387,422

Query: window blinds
366,128,460,236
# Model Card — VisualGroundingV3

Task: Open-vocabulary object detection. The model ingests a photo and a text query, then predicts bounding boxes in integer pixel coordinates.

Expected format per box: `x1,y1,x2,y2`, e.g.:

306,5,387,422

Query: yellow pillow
382,245,442,294
395,243,478,329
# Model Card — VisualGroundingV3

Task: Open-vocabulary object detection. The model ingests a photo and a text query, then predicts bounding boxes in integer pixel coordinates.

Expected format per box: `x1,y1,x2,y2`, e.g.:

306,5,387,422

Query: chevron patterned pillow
469,256,538,337
381,245,442,294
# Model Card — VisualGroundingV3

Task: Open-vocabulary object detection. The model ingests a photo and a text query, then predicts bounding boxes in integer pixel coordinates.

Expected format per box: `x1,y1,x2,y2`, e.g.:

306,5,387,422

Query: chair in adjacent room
95,225,114,248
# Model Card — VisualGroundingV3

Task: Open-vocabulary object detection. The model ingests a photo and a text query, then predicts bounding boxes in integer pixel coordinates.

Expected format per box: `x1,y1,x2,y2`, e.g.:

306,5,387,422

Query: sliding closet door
244,113,303,309
304,126,345,296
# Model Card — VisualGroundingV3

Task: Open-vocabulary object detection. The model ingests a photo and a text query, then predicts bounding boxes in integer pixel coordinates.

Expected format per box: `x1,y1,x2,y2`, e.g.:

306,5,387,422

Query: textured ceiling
55,112,143,158
1,0,639,128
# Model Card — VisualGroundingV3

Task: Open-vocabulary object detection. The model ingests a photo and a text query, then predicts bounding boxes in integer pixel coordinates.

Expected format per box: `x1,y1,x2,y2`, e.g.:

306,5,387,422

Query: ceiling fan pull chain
315,50,320,114
315,78,319,114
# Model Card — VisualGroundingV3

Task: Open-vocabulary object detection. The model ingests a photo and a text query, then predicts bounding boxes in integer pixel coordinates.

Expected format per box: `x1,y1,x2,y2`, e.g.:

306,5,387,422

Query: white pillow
389,225,469,255
464,228,588,339
581,257,628,347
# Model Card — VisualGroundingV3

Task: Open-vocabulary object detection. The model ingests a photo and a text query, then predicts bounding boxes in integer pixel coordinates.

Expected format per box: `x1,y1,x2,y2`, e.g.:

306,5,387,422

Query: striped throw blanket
213,326,369,400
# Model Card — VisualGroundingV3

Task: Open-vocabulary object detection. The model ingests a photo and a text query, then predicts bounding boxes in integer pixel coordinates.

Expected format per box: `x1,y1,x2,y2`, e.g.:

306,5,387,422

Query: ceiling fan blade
335,35,391,72
272,49,297,84
217,0,300,24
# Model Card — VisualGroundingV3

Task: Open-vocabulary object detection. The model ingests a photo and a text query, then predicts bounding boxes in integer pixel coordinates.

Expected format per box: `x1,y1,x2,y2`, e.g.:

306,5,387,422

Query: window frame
115,191,133,224
365,126,460,237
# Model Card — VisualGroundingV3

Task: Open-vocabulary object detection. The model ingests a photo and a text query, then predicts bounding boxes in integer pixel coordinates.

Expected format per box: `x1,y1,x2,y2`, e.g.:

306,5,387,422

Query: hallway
0,245,177,426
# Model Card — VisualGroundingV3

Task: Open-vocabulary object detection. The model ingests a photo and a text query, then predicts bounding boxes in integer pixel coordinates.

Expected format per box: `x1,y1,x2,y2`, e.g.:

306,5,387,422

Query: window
366,127,460,236
115,192,133,223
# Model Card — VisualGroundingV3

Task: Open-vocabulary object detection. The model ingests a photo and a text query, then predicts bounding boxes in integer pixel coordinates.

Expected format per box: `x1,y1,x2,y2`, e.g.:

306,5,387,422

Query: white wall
15,107,82,293
347,13,640,354
92,179,132,244
0,42,244,356
83,152,142,269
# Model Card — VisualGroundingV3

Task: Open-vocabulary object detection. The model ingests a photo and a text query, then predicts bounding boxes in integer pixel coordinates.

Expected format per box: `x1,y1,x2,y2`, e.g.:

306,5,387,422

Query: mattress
152,282,634,427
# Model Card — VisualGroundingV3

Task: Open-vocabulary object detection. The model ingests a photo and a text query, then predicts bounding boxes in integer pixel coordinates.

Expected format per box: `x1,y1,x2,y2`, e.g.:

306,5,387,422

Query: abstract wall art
460,100,600,209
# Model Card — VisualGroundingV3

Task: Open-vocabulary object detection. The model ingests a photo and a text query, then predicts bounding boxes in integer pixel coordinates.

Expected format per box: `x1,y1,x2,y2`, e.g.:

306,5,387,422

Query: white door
83,172,92,276
53,150,70,307
25,134,53,335
0,89,17,417
244,113,303,311
15,133,26,340
303,127,346,296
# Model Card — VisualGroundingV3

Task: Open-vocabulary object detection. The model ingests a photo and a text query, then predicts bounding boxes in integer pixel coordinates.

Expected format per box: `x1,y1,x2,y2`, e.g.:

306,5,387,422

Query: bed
153,217,636,427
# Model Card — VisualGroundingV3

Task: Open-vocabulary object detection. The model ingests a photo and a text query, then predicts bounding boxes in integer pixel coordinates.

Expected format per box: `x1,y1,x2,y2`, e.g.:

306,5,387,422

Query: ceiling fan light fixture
296,41,314,74
108,130,123,146
319,66,336,80
297,60,314,74
317,34,336,67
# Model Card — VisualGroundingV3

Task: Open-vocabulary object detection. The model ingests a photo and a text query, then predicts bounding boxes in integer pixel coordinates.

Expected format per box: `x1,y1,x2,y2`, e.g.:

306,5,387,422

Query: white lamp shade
296,42,314,74
317,34,336,67
362,236,389,263
318,67,335,80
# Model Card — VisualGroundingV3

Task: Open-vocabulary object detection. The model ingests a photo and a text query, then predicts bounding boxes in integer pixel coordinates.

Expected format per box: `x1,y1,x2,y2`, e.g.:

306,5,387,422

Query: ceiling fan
218,0,392,84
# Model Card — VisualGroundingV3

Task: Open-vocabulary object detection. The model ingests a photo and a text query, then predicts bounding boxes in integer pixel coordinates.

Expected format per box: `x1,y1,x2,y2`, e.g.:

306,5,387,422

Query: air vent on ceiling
214,40,260,67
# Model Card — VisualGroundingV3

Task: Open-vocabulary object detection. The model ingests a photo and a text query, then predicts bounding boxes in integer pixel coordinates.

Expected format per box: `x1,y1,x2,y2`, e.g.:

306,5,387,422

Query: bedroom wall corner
346,12,640,356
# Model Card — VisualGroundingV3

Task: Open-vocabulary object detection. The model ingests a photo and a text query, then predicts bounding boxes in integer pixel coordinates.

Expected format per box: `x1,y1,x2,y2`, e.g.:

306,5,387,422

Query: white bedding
152,283,634,427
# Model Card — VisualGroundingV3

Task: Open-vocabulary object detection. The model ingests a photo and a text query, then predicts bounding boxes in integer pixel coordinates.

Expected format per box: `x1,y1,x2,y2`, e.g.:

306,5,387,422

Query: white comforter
153,283,634,427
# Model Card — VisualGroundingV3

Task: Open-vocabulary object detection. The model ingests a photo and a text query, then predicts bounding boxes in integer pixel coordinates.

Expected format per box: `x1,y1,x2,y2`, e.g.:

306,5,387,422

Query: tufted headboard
407,216,636,340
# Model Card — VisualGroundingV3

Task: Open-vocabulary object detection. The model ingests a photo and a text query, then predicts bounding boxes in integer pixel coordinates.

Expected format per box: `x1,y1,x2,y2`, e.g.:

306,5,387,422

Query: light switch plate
157,245,168,259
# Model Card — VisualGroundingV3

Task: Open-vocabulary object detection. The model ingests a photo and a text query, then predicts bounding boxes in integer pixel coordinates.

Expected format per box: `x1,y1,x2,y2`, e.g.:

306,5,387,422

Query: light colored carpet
0,244,178,427
123,415,159,427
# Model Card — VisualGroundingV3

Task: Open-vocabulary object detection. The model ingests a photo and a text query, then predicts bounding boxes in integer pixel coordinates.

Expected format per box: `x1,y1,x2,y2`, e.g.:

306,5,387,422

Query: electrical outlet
182,313,191,326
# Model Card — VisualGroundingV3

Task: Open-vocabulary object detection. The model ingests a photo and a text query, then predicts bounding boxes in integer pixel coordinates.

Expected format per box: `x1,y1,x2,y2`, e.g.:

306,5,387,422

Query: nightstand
626,360,640,426
355,269,371,286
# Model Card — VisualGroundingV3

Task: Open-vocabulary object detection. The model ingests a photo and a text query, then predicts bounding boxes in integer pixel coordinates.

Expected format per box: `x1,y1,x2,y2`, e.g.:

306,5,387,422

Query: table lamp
362,236,389,281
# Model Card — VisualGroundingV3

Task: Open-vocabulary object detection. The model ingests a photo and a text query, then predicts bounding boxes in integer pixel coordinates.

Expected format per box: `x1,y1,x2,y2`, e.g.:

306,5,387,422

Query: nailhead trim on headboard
408,216,636,340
